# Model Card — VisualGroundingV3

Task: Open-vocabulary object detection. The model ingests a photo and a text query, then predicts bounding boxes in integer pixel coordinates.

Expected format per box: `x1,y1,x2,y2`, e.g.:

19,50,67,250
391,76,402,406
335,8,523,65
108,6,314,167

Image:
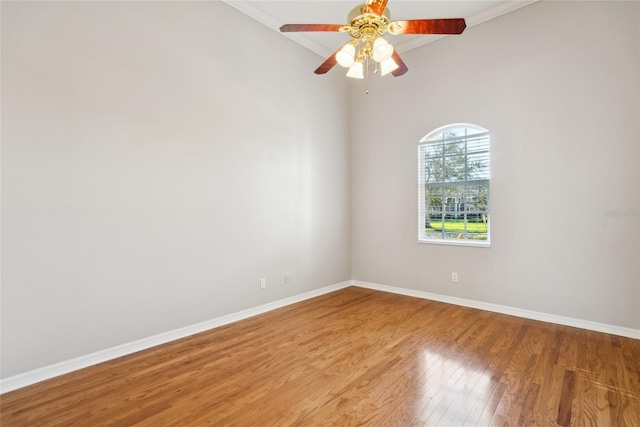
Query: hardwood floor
2,287,639,426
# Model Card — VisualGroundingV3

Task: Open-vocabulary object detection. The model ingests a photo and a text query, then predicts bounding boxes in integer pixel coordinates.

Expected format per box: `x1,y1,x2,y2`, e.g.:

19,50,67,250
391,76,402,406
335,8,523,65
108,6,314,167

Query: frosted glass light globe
372,38,394,62
336,43,356,68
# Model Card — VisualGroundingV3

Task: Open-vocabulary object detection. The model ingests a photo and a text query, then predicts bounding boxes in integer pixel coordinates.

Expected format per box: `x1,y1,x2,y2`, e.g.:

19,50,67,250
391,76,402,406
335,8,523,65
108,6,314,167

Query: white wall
1,1,351,378
350,1,639,329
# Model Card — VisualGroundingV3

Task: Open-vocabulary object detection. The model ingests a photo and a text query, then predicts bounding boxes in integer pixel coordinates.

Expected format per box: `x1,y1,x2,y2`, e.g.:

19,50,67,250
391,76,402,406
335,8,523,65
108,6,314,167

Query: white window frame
418,124,490,247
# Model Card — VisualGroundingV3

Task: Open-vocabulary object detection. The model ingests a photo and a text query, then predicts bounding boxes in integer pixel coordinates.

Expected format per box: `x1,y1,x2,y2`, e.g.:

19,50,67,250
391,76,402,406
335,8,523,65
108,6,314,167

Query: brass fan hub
340,4,391,39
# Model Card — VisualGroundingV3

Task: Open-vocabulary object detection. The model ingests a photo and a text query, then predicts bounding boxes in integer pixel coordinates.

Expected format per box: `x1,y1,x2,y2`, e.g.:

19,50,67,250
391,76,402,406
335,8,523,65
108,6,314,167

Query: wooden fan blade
280,24,343,33
393,18,466,35
314,47,343,74
364,0,389,16
391,51,408,77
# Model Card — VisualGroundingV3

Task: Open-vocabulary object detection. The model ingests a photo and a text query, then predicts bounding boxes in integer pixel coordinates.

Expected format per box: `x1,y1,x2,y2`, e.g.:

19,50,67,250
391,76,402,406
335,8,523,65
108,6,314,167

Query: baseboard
0,281,352,394
351,280,640,340
3,279,637,394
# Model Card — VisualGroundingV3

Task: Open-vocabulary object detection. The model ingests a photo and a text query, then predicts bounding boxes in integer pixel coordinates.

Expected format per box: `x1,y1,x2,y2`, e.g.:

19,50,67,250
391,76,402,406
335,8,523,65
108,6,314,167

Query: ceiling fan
280,0,466,79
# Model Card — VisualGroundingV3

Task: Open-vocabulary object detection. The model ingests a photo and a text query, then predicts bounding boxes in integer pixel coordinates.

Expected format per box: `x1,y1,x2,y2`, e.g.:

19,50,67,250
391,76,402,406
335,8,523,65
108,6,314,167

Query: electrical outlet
260,278,266,289
284,274,290,284
451,273,458,283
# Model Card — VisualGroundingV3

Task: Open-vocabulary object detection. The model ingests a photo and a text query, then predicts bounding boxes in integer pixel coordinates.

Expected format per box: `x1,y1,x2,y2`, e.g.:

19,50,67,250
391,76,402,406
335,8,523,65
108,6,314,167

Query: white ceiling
223,0,538,59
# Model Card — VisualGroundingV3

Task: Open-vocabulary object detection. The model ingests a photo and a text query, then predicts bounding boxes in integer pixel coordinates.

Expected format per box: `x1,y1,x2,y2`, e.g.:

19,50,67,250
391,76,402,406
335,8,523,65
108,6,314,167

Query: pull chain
365,57,370,95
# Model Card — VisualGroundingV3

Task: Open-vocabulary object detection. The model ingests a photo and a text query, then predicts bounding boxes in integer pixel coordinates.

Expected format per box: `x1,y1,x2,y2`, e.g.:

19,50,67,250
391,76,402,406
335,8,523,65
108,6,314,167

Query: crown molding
222,0,539,57
393,0,538,53
222,0,337,58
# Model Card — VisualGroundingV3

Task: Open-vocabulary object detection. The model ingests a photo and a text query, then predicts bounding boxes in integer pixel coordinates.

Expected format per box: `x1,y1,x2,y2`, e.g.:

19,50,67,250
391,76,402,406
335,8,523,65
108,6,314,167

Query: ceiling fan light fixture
372,37,394,62
336,43,356,68
280,0,467,79
380,57,399,76
346,61,364,79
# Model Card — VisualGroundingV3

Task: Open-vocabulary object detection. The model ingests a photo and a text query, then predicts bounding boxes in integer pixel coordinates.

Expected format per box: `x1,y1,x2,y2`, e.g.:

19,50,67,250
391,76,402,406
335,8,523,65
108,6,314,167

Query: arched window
418,124,490,246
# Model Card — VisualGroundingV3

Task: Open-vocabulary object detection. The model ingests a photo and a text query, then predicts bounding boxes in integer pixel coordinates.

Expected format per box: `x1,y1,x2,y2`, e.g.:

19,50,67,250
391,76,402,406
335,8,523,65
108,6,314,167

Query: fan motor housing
342,4,391,39
347,4,391,22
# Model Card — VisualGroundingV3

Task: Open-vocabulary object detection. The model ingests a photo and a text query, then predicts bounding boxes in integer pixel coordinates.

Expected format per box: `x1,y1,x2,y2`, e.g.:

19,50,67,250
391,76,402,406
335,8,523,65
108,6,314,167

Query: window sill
418,239,490,248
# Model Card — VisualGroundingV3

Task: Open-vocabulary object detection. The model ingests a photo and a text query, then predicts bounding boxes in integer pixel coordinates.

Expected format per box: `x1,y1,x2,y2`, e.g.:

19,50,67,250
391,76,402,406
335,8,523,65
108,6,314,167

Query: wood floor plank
557,369,576,426
1,287,639,426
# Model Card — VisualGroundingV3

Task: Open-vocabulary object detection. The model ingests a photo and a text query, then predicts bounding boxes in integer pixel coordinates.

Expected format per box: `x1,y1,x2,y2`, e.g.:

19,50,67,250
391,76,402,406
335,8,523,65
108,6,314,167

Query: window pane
443,185,465,218
443,185,466,240
465,184,489,212
423,186,442,239
424,157,444,184
442,127,466,139
423,143,443,158
444,155,466,182
466,212,489,241
443,140,465,154
467,152,489,180
467,135,489,153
